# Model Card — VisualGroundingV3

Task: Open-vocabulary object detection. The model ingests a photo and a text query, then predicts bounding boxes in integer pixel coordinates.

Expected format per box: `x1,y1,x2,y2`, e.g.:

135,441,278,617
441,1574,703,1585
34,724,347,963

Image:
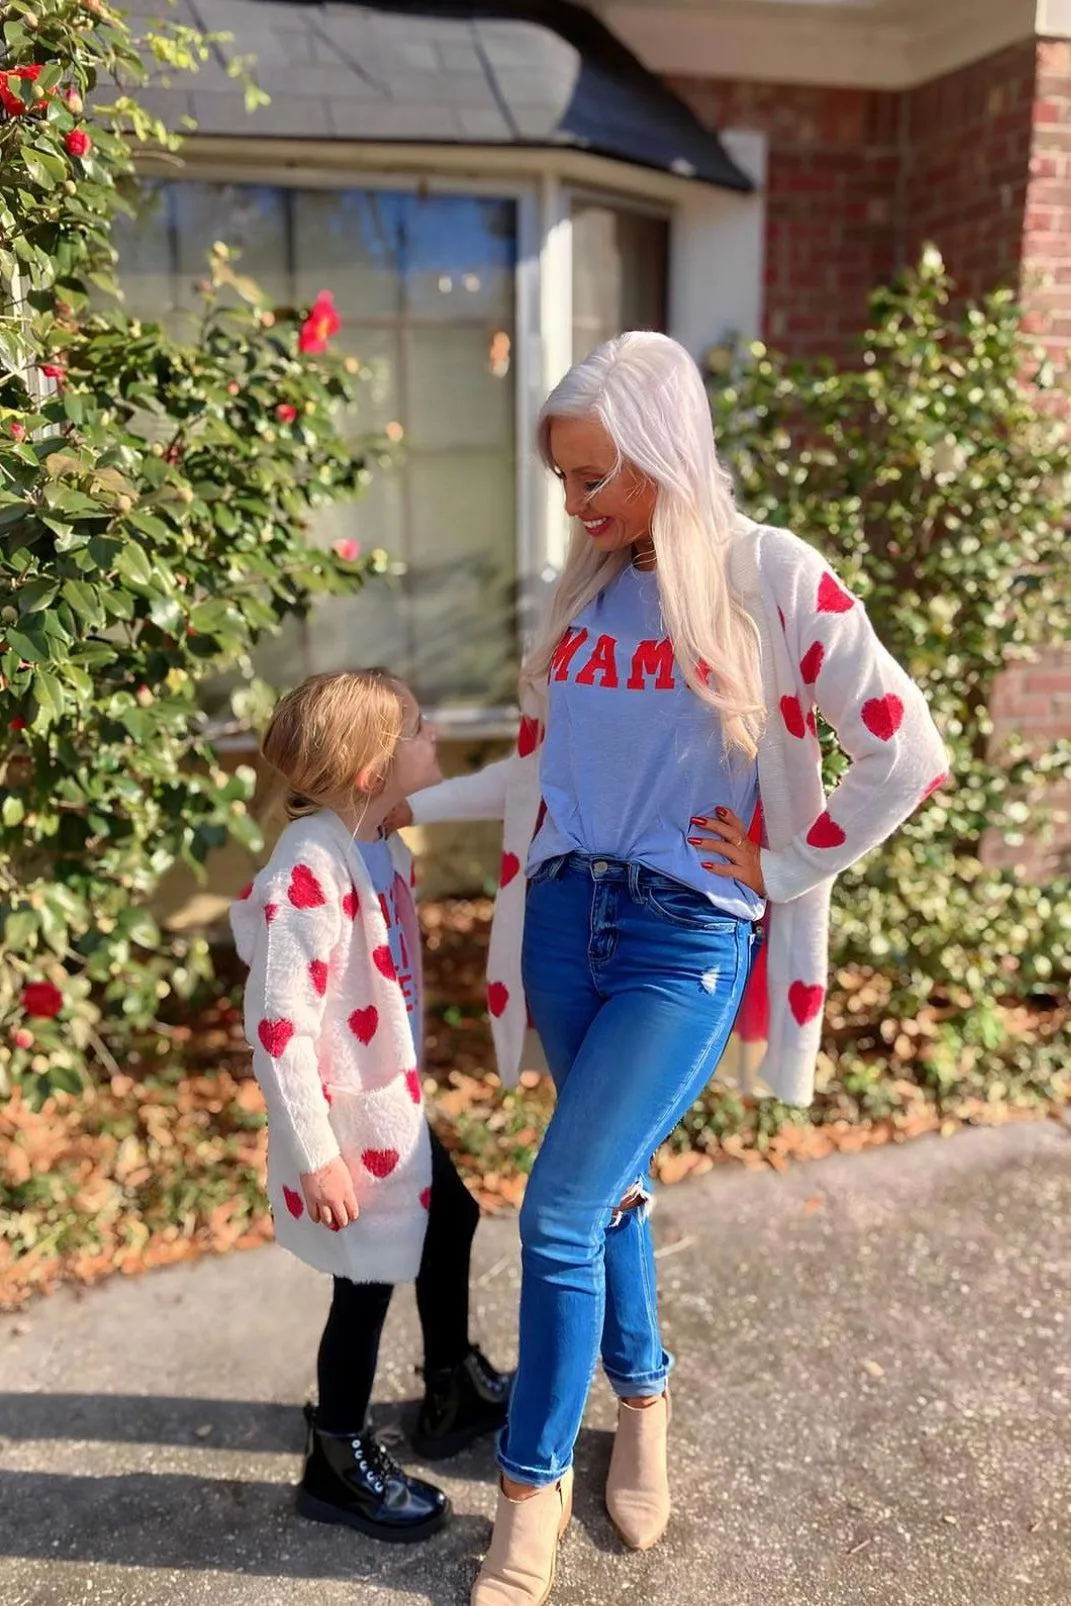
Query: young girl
230,669,510,1545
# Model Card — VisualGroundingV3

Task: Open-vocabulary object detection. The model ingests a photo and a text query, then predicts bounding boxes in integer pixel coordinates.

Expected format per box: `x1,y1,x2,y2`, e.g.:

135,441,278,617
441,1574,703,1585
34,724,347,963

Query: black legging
316,1128,481,1432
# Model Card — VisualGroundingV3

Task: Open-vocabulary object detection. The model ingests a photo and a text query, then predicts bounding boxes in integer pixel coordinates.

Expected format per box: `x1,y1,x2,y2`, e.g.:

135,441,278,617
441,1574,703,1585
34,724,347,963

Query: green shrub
0,0,389,1097
709,249,1071,1096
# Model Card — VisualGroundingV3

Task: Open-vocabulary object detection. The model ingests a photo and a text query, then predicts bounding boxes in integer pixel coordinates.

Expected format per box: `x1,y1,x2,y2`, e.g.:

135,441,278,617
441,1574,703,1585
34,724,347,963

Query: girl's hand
688,806,767,897
300,1157,360,1232
382,800,414,835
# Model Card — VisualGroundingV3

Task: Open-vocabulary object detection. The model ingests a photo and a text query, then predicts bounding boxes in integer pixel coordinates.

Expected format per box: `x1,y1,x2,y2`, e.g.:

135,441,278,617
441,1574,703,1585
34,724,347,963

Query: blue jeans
497,853,756,1486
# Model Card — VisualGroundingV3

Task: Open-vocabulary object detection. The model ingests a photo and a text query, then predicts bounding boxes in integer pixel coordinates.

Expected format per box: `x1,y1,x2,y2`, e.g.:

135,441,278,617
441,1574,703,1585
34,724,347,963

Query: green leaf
114,542,154,588
61,579,106,627
17,578,58,614
4,626,50,663
4,910,38,950
1,795,25,827
33,670,66,724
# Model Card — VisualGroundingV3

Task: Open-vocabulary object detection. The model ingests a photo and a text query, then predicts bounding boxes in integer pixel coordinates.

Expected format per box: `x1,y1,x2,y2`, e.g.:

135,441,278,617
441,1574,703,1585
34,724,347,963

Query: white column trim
1037,0,1071,35
600,0,1037,91
536,173,573,577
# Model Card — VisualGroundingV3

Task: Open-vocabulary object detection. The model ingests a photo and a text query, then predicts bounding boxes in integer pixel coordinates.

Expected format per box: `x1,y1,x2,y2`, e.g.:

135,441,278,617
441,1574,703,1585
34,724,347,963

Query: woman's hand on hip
688,807,767,897
300,1157,360,1232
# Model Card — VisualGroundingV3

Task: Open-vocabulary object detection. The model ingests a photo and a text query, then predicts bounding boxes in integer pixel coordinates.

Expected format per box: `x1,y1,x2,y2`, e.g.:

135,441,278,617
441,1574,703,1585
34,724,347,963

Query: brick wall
1021,40,1071,361
671,43,1071,867
992,39,1071,839
667,77,900,359
900,42,1035,304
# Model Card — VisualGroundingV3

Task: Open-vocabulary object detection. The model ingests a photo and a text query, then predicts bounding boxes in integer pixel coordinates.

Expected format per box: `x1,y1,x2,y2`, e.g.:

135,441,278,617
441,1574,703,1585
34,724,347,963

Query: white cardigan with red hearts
411,518,949,1108
230,809,430,1284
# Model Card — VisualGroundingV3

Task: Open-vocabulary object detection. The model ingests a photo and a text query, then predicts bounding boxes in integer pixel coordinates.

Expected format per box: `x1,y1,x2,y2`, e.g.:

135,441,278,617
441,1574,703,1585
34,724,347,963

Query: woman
397,332,948,1605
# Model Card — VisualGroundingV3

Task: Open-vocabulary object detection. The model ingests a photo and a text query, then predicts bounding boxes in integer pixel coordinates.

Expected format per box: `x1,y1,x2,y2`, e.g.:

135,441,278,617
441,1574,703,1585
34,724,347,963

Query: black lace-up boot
297,1403,450,1542
410,1345,512,1461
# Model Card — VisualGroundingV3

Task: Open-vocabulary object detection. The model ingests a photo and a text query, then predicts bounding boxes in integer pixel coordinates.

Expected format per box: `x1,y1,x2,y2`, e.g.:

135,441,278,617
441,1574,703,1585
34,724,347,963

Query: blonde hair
261,669,408,821
524,331,764,758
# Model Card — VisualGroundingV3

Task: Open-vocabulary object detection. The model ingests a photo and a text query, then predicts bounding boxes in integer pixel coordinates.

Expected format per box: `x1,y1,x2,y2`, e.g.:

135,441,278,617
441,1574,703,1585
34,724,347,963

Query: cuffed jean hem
496,1450,573,1489
603,1352,673,1399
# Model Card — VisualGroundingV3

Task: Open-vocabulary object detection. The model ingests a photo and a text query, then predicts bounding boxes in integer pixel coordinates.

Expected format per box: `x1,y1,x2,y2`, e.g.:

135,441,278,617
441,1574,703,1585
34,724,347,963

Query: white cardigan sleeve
231,844,343,1174
759,532,950,905
409,755,513,825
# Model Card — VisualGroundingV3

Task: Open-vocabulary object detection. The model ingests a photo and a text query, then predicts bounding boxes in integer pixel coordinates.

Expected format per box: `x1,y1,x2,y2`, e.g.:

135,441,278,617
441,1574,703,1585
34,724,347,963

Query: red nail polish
715,807,728,818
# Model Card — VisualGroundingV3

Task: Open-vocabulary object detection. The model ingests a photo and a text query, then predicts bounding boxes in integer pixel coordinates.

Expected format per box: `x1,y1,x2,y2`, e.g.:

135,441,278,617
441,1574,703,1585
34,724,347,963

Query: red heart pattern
777,606,786,633
404,1069,422,1104
288,863,325,909
342,887,359,920
282,1185,304,1219
800,641,824,686
780,696,806,739
806,709,818,737
517,716,543,758
308,959,328,997
861,693,904,742
806,811,846,849
372,945,397,981
817,573,854,614
788,981,825,1025
362,1148,399,1179
258,1017,293,1057
500,852,520,888
348,1006,378,1045
420,1187,431,1210
920,771,949,804
487,981,509,1018
264,902,278,925
237,882,253,901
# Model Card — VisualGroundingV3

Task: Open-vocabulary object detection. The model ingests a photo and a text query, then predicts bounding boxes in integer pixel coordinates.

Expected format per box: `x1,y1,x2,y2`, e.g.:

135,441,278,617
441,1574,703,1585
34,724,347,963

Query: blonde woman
395,333,948,1604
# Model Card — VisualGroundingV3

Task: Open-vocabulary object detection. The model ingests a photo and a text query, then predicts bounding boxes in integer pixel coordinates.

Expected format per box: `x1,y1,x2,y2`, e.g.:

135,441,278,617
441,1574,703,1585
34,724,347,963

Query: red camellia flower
332,538,361,562
8,422,27,441
0,64,42,118
298,290,341,355
21,980,64,1019
65,128,91,157
9,716,27,731
40,363,65,381
275,402,298,423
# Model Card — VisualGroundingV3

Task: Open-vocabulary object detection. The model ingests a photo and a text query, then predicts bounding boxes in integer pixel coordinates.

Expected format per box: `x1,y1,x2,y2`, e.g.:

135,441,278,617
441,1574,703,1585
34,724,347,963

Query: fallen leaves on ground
1,899,1067,1309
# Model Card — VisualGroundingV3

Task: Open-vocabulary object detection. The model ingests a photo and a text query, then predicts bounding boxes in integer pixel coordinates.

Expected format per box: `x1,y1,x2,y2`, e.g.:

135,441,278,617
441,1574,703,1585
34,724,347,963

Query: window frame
144,145,759,744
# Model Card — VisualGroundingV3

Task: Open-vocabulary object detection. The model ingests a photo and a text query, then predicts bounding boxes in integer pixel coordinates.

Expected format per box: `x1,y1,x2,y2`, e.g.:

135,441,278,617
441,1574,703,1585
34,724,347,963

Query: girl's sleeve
232,843,343,1173
409,754,514,825
759,534,950,905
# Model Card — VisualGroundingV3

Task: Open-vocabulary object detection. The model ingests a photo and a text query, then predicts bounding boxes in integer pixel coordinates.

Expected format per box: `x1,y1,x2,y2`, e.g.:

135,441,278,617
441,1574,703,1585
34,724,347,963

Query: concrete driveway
1,1119,1068,1606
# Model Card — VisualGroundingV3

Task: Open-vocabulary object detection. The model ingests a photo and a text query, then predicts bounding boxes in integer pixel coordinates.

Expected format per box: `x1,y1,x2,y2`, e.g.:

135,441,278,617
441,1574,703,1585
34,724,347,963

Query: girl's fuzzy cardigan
230,810,430,1284
411,518,950,1108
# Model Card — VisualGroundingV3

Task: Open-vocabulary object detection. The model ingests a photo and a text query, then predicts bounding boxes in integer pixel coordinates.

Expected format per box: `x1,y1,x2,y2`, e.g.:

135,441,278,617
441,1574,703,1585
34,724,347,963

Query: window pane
571,201,669,361
172,183,291,315
115,181,520,713
292,190,403,320
109,183,174,320
404,195,516,321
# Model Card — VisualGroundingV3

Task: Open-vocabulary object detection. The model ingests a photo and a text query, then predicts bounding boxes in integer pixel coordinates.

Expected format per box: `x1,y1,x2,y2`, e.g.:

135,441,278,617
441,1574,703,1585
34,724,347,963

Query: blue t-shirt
528,564,764,920
357,838,419,1053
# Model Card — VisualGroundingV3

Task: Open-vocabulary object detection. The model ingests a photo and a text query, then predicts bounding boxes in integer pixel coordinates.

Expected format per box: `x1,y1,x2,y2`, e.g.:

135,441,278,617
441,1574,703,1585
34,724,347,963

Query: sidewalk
2,1119,1069,1606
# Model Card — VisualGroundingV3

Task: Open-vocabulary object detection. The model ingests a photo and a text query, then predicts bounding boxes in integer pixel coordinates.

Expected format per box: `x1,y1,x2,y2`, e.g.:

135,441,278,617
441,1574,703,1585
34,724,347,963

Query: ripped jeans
497,853,757,1487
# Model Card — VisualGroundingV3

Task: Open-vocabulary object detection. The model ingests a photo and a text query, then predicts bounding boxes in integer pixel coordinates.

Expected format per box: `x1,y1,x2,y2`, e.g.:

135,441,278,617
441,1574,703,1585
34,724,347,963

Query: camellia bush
0,0,391,1098
709,248,1071,1108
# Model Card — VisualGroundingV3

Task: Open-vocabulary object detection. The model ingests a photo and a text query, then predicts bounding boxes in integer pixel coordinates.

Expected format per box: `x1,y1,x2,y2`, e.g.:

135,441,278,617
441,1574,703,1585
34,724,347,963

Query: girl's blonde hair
261,669,409,821
524,331,764,758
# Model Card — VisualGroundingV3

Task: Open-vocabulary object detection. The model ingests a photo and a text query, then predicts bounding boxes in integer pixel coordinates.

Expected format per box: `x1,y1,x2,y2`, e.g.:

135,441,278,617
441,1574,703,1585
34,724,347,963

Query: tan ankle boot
470,1469,573,1606
605,1391,670,1550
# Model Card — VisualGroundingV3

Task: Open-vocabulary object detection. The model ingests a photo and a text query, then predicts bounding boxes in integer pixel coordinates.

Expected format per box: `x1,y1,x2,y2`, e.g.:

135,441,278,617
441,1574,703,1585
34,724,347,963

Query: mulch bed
1,899,1066,1309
